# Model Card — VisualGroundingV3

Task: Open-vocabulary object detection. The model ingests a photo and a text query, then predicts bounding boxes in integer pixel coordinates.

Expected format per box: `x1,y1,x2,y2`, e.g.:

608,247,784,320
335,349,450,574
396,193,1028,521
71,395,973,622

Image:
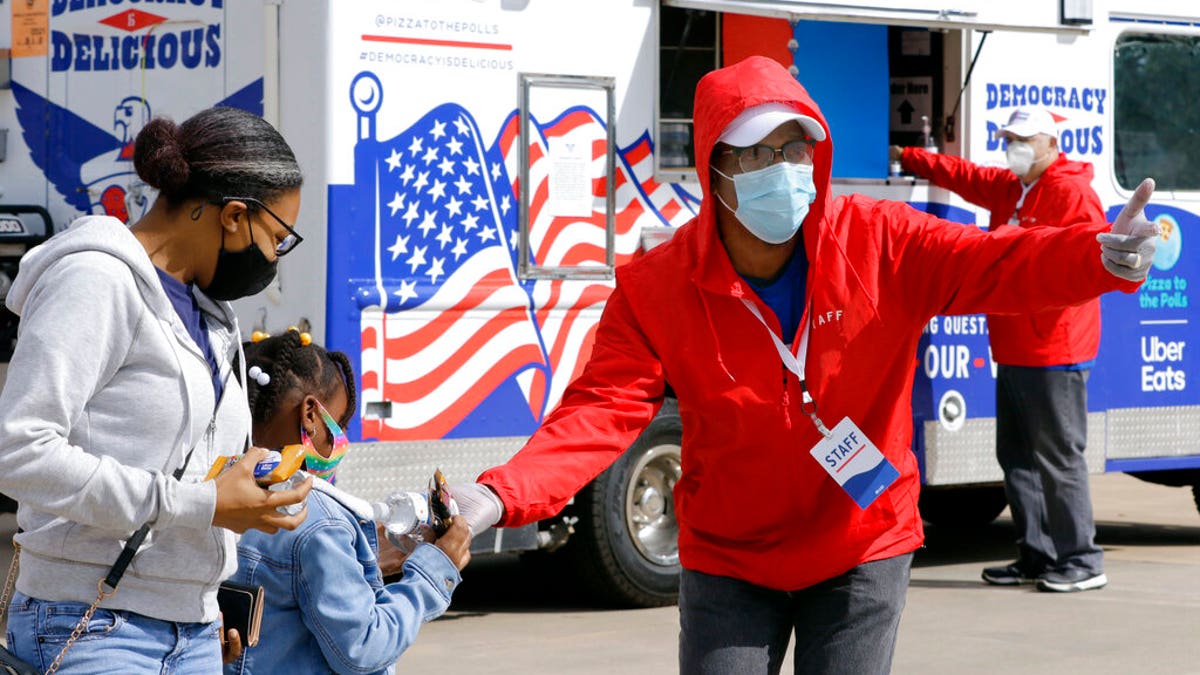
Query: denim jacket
225,485,461,674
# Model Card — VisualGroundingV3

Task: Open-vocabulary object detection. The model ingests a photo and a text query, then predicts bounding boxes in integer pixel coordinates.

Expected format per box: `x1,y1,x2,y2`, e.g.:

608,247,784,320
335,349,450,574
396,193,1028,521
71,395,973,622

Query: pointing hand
1097,178,1159,282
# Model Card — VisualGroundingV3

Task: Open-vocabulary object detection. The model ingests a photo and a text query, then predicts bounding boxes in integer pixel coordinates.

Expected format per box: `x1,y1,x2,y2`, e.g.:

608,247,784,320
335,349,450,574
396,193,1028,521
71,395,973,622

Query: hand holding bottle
434,517,471,571
375,521,417,577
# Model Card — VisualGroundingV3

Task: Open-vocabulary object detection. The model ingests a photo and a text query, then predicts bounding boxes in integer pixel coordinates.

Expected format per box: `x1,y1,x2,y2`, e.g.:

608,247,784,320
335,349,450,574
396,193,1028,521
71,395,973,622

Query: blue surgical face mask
714,162,817,244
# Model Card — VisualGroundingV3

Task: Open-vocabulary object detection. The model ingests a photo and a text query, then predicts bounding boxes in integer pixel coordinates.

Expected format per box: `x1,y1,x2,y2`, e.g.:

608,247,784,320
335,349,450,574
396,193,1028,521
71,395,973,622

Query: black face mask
201,229,279,301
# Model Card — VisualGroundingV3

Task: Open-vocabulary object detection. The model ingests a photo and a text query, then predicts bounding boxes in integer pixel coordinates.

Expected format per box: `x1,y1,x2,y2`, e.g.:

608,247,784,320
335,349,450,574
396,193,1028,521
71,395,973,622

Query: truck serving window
1114,33,1200,191
655,10,954,180
658,6,720,176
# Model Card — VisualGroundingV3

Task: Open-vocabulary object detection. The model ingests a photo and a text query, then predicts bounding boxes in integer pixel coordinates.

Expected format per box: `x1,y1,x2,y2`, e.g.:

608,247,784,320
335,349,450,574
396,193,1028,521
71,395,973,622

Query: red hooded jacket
900,147,1105,366
478,57,1138,591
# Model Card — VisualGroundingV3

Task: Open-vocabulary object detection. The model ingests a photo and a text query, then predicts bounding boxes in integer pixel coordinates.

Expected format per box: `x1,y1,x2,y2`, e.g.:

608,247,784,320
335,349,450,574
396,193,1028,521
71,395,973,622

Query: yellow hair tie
252,328,312,346
286,326,313,346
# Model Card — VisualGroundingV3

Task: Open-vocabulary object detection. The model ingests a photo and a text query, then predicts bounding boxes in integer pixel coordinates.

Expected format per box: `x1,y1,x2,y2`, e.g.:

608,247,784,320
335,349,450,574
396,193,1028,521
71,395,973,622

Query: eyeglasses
222,196,304,256
720,139,816,173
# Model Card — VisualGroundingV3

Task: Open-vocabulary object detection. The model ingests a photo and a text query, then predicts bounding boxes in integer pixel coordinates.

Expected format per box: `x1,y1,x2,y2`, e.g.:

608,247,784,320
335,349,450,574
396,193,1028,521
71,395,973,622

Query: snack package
252,444,307,485
204,444,309,516
204,444,307,485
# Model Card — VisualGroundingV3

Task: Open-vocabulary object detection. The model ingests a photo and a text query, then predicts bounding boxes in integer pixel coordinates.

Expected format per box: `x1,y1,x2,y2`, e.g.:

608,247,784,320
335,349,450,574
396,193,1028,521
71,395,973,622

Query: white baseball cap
1000,107,1059,140
719,102,827,146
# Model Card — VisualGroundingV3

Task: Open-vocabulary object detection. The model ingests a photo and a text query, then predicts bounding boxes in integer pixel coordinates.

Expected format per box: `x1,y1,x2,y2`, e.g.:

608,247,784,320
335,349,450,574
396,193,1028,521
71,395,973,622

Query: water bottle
372,491,434,554
267,471,307,516
921,115,939,154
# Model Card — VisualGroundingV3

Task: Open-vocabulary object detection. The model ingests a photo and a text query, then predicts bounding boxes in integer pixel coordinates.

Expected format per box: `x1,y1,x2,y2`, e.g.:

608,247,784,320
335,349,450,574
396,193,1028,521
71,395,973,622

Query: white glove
450,483,504,536
1097,177,1159,282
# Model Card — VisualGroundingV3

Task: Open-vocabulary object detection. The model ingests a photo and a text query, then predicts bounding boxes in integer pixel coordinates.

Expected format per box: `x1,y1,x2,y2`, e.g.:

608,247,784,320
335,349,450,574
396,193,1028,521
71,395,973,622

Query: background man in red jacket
892,108,1109,593
455,59,1158,673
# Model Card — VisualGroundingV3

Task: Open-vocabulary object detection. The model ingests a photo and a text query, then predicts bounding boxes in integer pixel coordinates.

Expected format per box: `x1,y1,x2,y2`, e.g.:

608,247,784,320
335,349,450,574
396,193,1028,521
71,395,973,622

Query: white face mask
1006,141,1037,176
713,163,818,244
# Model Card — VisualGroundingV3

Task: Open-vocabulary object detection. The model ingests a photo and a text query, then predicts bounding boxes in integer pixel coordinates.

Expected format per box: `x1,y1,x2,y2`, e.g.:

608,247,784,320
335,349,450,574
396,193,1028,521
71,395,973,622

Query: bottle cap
371,501,390,522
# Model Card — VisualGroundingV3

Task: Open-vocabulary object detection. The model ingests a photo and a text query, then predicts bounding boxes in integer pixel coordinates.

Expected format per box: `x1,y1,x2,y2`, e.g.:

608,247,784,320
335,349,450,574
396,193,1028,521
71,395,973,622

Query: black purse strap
103,416,210,590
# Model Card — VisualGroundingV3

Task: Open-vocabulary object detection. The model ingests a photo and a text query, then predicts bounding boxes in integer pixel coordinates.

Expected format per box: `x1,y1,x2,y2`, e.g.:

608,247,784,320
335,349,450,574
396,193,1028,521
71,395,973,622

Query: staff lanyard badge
741,298,898,509
809,417,899,509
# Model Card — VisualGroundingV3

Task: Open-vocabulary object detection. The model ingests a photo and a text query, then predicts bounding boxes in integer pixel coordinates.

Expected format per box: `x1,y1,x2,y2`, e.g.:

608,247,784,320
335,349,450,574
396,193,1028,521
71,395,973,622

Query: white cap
1000,107,1059,140
719,102,826,146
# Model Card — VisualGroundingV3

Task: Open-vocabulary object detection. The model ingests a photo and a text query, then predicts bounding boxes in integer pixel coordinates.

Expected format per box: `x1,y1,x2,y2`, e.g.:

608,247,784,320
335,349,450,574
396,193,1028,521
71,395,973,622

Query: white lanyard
1009,180,1035,224
740,298,833,438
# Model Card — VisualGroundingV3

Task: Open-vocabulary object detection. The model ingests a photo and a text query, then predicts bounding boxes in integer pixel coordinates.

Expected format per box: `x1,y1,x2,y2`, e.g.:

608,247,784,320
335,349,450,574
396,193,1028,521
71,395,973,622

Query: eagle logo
10,78,263,223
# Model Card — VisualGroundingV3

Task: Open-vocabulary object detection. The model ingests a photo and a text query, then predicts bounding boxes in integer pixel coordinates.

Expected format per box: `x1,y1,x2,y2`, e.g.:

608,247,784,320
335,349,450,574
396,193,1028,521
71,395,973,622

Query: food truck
0,0,1195,606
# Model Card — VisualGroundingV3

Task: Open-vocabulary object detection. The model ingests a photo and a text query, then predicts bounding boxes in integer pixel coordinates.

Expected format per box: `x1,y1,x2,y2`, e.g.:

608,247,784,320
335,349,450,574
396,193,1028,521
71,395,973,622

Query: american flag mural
331,72,699,442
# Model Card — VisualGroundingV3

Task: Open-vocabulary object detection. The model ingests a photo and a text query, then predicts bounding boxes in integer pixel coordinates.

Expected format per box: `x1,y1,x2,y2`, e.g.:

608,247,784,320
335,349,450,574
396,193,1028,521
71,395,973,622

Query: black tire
1126,469,1200,488
560,402,682,608
1126,471,1200,518
919,484,1007,528
0,492,15,514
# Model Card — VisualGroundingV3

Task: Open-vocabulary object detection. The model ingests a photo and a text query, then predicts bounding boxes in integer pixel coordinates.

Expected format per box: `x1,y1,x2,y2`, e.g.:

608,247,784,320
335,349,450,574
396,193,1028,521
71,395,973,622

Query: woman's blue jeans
5,591,222,674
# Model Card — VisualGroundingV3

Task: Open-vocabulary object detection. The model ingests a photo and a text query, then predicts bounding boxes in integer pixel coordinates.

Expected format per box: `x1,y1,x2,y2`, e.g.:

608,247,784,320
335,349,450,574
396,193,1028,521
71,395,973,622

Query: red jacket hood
693,55,833,205
688,57,878,337
692,58,834,284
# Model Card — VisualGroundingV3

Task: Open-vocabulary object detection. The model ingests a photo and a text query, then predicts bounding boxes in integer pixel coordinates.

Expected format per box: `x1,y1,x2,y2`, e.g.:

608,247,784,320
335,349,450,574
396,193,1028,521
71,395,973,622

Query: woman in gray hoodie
0,106,312,673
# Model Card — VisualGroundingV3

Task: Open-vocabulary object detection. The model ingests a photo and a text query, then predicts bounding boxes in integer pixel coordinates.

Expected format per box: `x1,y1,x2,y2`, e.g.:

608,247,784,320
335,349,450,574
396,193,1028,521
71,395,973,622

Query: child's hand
220,614,243,664
435,517,471,571
375,522,414,577
213,448,312,533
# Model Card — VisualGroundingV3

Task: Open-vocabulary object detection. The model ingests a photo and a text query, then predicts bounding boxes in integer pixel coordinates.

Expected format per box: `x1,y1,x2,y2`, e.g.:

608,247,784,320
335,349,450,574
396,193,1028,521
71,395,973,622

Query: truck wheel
1126,469,1200,488
919,485,1007,528
562,405,682,607
1125,471,1200,517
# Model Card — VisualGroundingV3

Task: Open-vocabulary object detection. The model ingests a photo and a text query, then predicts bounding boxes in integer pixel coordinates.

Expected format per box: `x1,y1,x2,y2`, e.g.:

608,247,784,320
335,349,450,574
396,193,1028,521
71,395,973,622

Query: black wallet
217,581,265,648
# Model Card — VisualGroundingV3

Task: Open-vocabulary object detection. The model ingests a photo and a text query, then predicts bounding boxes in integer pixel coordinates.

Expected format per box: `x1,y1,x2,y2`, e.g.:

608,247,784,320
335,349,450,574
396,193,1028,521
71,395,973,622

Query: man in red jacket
455,58,1158,672
892,108,1110,593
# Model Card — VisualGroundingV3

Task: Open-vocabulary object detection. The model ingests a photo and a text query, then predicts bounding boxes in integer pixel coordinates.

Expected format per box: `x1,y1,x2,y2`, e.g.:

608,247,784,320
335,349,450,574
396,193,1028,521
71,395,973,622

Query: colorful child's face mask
301,399,349,482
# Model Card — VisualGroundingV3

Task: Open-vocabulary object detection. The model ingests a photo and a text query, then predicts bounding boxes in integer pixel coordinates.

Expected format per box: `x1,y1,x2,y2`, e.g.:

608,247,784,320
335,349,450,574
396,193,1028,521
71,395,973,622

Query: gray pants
678,553,913,675
996,365,1103,574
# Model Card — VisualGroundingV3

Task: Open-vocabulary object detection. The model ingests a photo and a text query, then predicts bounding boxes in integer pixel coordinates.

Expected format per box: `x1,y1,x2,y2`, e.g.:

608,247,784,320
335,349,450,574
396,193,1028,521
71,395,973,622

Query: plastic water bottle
267,471,308,516
921,115,939,154
372,491,433,554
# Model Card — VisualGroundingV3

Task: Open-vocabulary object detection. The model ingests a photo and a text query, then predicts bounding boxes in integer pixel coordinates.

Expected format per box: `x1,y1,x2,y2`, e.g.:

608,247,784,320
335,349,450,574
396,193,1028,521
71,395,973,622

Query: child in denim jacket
225,330,470,674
